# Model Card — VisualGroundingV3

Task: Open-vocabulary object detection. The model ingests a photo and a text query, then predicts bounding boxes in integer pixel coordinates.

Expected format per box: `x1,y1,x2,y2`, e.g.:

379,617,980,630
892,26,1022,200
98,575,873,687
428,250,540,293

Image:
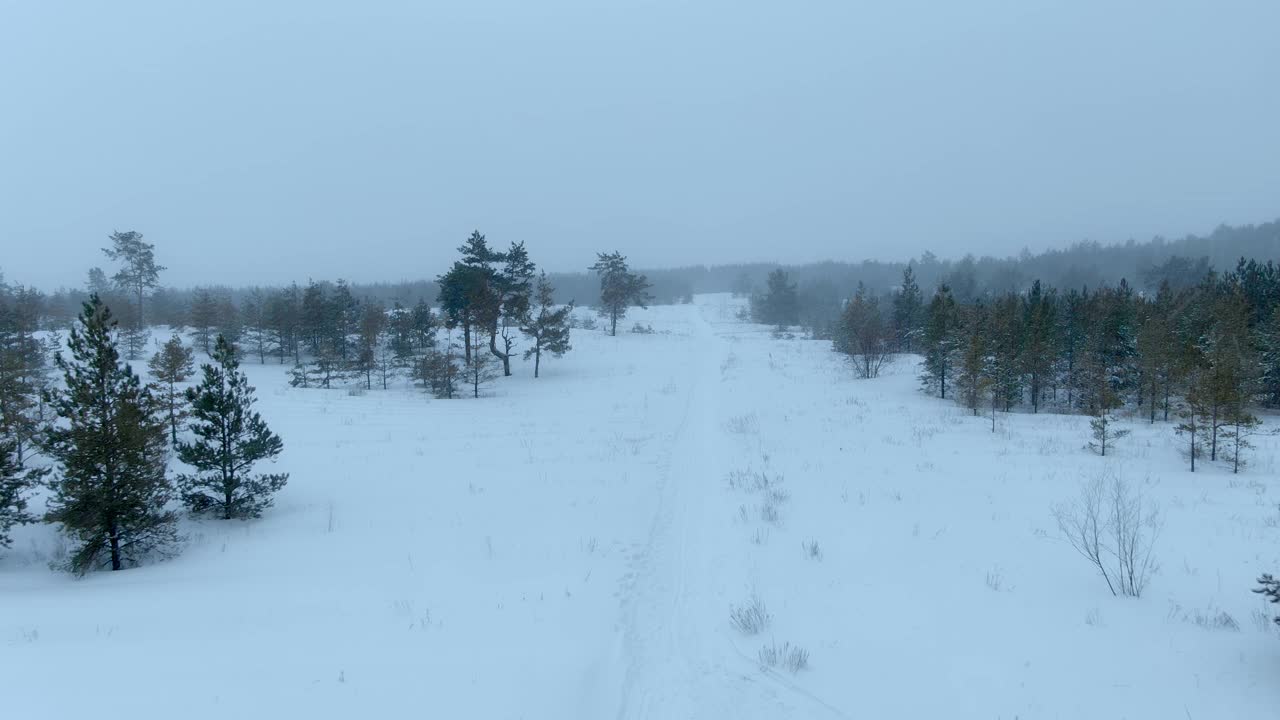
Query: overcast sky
2,1,1278,289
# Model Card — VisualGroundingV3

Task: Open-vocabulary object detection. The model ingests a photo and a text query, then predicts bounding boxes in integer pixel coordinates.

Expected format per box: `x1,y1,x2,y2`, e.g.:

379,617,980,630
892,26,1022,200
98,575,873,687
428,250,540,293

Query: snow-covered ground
4,294,1280,718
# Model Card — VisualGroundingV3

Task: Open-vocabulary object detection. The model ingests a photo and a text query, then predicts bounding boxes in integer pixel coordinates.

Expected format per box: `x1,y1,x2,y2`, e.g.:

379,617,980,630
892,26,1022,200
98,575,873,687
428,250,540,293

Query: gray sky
2,0,1278,289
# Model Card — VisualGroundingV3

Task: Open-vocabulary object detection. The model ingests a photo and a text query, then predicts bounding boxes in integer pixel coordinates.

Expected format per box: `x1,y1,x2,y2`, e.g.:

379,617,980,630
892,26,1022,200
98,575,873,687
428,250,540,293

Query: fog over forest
3,4,1280,720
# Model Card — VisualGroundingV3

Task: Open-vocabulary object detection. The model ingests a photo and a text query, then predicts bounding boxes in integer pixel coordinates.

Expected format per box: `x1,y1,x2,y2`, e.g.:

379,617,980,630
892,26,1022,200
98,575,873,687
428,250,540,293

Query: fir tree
177,336,288,519
521,272,573,378
42,296,178,573
590,252,652,336
148,333,196,444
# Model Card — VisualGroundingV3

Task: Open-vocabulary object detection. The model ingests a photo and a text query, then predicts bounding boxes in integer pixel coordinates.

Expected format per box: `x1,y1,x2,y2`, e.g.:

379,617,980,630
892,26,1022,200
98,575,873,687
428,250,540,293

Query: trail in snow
609,303,841,720
611,303,724,719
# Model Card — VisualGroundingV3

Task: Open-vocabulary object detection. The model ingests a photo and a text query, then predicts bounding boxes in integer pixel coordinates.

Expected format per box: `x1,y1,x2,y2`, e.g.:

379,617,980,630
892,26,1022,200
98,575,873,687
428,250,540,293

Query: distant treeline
5,216,1278,333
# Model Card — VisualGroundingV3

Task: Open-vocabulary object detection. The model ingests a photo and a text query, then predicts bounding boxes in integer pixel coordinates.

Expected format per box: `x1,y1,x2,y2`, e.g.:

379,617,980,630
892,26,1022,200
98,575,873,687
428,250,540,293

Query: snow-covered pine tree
148,333,196,444
521,272,573,378
177,335,288,519
43,295,178,573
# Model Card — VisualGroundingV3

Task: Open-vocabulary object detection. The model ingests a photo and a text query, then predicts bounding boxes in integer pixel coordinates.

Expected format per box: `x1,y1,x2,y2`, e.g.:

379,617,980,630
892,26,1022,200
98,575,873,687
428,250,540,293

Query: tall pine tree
43,296,178,573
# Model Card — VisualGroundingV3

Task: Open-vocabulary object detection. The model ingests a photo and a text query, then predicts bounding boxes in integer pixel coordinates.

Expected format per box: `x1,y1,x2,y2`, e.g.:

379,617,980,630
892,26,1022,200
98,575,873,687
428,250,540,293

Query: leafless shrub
725,413,760,435
760,496,781,525
985,569,1003,592
1169,602,1240,632
727,469,777,492
802,540,823,561
751,527,770,545
758,641,809,673
729,595,772,635
1053,471,1162,597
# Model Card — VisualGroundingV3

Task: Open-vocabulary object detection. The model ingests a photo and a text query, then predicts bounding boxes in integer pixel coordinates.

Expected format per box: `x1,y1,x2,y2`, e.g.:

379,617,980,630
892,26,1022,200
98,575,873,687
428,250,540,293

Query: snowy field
4,293,1280,719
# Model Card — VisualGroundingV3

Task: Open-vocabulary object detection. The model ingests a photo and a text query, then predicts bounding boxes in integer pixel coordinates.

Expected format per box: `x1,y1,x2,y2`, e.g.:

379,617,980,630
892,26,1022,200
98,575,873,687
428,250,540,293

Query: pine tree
955,301,991,416
1175,376,1209,472
1020,280,1056,413
103,230,164,359
1135,283,1178,422
240,289,271,364
751,269,800,327
987,293,1024,411
590,252,653,336
0,435,43,550
834,283,889,379
464,330,499,398
438,231,501,363
416,335,460,399
329,280,359,362
892,265,923,352
0,296,48,467
148,333,196,444
1259,305,1280,408
1055,288,1090,410
265,284,301,365
412,299,436,351
1254,575,1280,627
1220,408,1262,474
42,296,178,573
921,284,957,398
354,301,386,390
521,272,573,378
189,289,219,355
300,280,330,356
177,336,288,519
489,241,536,377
